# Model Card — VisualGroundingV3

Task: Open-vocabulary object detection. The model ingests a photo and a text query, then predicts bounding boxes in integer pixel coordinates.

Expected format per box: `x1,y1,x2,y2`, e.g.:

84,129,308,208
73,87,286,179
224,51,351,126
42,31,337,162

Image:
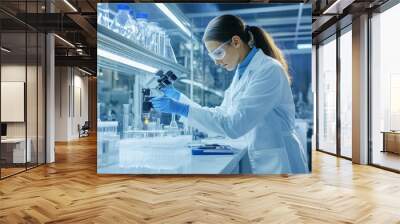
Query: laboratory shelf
97,25,190,77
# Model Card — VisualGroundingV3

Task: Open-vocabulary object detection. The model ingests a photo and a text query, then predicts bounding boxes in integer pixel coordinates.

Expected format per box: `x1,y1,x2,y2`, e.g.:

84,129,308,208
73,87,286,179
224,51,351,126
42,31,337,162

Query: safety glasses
208,40,231,61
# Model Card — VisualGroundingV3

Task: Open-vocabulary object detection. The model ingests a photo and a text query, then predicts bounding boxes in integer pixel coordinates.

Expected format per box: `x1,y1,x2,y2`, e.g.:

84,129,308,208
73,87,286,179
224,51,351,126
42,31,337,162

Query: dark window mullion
336,29,341,157
367,11,373,166
25,0,28,171
316,45,320,151
0,18,2,179
36,0,39,167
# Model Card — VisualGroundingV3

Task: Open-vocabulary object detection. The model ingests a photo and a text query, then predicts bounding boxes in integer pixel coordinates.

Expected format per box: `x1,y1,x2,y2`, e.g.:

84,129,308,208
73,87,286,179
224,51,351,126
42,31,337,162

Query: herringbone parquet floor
1,135,400,224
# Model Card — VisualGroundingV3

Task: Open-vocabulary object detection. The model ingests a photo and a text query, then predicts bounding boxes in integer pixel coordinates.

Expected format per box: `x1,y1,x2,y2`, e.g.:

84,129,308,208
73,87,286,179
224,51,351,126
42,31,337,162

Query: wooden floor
1,167,26,178
372,150,400,171
1,163,44,178
1,136,400,224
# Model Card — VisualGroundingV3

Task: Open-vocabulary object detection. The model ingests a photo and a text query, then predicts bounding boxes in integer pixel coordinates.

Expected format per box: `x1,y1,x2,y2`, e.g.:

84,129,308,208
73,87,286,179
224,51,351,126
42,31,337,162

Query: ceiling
177,3,312,48
311,0,389,42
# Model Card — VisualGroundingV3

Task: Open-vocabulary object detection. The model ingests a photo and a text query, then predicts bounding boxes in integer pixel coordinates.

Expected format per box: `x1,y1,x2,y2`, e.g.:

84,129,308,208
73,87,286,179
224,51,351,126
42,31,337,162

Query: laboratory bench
97,135,249,174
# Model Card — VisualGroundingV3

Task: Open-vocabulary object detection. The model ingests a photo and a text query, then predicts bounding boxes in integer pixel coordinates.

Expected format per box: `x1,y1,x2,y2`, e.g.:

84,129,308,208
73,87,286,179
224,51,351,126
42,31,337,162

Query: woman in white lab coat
151,15,309,174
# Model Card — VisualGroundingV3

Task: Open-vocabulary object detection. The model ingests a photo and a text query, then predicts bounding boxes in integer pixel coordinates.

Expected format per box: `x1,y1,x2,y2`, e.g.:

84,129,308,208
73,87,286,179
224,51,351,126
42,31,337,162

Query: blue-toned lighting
297,44,312,49
155,3,191,37
98,49,158,74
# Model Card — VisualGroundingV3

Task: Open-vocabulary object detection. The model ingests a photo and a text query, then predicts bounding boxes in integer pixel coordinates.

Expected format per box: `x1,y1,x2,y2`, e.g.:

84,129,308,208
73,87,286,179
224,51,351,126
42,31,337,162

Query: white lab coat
179,49,309,174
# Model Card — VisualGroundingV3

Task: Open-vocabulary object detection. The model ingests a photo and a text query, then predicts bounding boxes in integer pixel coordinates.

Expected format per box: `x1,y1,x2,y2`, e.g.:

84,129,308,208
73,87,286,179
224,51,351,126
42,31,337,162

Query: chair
78,121,90,138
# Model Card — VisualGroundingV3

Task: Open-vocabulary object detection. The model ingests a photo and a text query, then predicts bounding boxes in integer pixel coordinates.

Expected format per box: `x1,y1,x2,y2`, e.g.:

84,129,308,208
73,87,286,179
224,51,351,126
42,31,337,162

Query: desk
382,131,400,154
97,135,248,174
1,138,31,163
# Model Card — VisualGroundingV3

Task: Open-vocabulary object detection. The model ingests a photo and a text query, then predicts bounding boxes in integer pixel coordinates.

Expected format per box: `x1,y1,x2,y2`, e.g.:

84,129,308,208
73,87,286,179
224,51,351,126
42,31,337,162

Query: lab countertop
97,135,248,174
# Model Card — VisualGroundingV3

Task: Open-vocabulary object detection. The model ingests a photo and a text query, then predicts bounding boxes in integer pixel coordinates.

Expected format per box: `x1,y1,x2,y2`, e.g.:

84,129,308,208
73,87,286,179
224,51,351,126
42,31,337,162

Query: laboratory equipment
141,69,178,114
166,114,179,137
98,3,111,28
122,104,130,135
155,70,178,89
98,121,120,167
142,88,153,114
127,9,138,42
129,8,136,21
145,22,156,52
190,144,235,155
110,4,136,38
136,12,149,46
147,22,162,55
170,114,178,129
192,129,208,141
164,36,177,63
141,70,179,132
152,24,161,55
157,27,166,57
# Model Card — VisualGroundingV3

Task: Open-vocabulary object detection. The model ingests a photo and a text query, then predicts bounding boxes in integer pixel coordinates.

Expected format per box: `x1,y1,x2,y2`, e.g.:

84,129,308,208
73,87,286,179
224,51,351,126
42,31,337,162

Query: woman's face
205,37,241,71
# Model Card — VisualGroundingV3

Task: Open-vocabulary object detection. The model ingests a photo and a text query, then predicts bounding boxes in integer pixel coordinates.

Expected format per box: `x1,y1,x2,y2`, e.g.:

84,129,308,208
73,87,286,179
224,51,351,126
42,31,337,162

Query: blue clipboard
190,144,234,155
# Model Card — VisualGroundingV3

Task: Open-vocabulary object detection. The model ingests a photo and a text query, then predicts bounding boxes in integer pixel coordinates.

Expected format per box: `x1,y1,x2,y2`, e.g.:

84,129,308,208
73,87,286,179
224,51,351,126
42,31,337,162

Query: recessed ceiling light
297,44,312,49
78,67,93,76
63,0,78,12
1,47,11,53
155,3,191,37
54,34,75,48
98,49,158,73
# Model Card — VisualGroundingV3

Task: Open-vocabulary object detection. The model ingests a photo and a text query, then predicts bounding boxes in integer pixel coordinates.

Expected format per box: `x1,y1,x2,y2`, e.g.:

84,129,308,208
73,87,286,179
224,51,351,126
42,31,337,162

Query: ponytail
203,15,291,83
248,26,291,83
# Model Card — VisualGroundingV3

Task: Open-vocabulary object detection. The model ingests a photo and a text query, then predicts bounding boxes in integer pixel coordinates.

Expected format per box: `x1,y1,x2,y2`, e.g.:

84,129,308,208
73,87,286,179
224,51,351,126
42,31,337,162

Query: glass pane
38,32,45,164
26,0,39,169
317,37,337,154
27,31,38,169
97,3,194,173
371,4,400,171
340,29,352,158
1,31,27,177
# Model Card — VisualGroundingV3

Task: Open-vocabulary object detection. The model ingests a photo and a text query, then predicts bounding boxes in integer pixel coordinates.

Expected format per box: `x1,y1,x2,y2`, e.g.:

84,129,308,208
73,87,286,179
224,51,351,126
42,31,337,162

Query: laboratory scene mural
97,3,313,174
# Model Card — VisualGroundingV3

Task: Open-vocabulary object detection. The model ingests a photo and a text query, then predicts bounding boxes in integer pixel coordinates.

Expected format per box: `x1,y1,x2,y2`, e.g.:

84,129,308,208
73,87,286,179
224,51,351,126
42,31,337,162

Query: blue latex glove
151,96,189,117
160,86,181,101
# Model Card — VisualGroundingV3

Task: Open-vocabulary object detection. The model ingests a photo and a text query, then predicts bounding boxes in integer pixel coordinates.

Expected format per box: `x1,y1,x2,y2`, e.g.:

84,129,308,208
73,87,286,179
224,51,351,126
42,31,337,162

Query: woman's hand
160,86,181,101
151,96,189,117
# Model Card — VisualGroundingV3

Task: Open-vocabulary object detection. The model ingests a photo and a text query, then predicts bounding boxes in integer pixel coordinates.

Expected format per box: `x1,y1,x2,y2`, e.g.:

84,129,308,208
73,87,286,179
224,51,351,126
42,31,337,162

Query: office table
97,135,248,174
382,131,400,154
1,138,31,165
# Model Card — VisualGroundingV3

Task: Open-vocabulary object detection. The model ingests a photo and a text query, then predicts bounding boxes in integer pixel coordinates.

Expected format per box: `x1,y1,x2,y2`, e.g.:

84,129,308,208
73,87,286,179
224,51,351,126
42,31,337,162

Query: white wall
1,63,46,163
72,72,89,138
55,67,89,141
55,66,69,141
1,65,31,137
312,45,316,151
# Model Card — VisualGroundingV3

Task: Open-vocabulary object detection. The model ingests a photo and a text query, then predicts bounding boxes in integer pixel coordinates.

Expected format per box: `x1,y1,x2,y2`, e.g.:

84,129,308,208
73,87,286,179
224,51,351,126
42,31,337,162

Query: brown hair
203,14,290,82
